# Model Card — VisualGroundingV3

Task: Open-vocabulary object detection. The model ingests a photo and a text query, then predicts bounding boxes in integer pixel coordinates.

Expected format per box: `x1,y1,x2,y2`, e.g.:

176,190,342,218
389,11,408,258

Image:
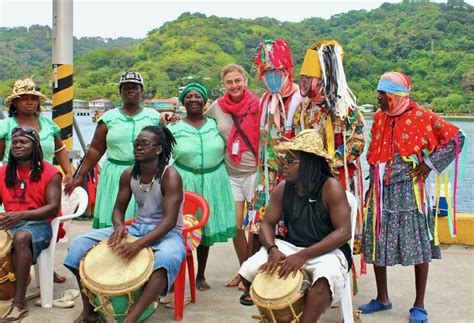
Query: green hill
1,1,472,113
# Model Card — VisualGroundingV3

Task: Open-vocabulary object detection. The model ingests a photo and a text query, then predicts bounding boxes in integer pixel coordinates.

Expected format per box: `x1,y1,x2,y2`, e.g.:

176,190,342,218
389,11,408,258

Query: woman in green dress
64,71,160,228
167,83,236,291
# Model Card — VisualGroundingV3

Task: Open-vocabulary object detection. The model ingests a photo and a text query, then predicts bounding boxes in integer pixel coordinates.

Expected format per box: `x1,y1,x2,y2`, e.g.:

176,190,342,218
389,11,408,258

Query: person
64,125,185,323
238,129,352,323
0,77,73,283
167,83,236,291
359,72,465,323
64,71,161,228
0,125,62,321
205,64,260,288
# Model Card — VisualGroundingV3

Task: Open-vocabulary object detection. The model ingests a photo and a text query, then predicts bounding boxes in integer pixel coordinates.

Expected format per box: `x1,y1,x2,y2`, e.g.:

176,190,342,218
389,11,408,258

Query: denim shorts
64,223,186,295
9,220,52,264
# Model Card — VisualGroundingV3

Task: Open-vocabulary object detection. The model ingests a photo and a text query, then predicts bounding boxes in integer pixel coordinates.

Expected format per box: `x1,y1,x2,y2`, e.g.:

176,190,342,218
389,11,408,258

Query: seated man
64,125,186,323
0,125,62,321
238,129,352,323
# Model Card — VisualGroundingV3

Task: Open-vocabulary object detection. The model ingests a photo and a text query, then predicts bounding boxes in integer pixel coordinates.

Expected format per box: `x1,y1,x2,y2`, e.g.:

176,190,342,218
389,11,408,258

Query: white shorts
230,173,257,202
238,239,348,304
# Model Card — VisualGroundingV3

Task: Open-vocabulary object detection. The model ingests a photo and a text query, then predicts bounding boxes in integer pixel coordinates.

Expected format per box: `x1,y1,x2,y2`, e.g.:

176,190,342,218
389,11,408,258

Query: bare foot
196,278,210,291
54,271,66,283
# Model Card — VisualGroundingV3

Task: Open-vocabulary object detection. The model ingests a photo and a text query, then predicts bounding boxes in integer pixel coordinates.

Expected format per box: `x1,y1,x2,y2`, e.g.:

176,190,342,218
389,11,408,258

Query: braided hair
296,151,333,196
5,139,44,188
131,125,176,182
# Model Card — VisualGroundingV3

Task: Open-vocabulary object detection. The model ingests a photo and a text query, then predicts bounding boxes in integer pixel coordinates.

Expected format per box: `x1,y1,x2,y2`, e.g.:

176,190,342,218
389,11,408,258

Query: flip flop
239,290,254,306
409,307,428,323
0,305,28,321
359,299,392,314
225,274,241,287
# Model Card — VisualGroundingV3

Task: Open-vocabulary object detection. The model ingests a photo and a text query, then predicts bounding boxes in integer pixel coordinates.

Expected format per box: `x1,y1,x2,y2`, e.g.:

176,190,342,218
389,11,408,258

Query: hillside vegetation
0,1,472,113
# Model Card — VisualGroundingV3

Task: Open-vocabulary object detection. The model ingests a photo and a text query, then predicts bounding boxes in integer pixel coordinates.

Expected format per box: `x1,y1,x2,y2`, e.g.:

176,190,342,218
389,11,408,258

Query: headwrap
377,72,411,117
218,88,259,164
11,125,41,145
178,82,208,104
254,39,294,82
5,78,48,109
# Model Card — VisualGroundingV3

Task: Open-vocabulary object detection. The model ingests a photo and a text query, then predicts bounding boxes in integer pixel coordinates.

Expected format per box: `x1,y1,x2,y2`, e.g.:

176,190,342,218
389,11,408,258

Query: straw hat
274,129,332,162
4,78,48,108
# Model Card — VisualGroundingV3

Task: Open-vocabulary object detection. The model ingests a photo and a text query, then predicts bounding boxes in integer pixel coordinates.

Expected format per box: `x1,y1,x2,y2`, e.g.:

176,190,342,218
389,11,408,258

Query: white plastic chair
34,186,88,308
339,191,358,323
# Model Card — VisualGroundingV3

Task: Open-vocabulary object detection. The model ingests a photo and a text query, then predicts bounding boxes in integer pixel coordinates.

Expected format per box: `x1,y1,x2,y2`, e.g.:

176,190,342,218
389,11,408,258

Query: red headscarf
218,88,260,164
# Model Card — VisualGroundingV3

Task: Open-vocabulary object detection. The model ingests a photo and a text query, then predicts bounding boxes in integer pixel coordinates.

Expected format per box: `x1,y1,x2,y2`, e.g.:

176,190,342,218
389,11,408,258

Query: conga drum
250,269,310,323
79,236,155,322
0,231,15,301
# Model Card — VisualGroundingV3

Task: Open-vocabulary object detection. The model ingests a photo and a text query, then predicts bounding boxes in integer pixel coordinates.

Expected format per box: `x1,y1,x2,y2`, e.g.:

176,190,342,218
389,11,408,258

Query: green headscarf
178,83,208,103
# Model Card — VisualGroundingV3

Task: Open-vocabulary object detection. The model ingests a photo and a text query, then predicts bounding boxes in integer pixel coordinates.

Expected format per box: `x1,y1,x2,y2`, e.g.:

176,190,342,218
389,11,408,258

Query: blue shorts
64,223,186,295
9,220,52,264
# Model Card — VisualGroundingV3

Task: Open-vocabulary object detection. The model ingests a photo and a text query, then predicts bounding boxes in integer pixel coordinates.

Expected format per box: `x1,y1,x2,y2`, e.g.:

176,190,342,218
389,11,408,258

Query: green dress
168,118,236,246
94,107,160,228
0,115,61,163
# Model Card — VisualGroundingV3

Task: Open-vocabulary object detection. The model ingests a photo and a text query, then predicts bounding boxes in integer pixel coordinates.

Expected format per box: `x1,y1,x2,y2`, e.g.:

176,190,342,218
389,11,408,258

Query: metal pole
73,116,87,153
51,0,74,151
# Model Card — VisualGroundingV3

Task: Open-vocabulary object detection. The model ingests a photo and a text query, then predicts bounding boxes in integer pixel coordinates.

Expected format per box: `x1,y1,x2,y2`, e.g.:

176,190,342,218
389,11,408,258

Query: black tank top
282,178,352,269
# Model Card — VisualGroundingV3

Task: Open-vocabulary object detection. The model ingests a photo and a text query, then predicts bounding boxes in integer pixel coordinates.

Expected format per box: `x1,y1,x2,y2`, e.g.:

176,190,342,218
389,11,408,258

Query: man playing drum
64,125,186,323
238,129,352,322
0,125,62,321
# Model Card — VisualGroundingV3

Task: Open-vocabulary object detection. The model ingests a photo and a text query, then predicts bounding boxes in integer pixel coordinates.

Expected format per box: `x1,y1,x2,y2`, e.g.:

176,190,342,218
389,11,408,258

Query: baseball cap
119,71,144,86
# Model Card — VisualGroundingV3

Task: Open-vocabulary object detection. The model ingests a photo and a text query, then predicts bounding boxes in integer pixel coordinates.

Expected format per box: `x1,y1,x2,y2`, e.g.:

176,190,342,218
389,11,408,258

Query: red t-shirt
0,161,61,218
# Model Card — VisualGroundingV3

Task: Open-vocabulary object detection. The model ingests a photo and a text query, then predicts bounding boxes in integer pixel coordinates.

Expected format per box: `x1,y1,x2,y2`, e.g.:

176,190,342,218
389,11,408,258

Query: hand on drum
108,224,128,246
0,212,21,230
259,248,285,274
277,253,306,279
113,241,142,261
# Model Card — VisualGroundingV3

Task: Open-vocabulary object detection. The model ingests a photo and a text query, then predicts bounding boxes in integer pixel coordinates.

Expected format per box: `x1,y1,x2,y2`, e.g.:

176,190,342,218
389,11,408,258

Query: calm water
49,112,473,212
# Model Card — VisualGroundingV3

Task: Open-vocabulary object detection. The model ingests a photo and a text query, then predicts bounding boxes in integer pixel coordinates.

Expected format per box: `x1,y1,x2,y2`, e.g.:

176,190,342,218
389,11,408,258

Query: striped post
52,0,73,150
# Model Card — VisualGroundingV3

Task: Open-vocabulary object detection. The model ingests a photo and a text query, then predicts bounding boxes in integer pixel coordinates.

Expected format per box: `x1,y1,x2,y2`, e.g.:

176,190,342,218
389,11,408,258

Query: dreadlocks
131,125,176,181
296,151,333,196
5,140,44,188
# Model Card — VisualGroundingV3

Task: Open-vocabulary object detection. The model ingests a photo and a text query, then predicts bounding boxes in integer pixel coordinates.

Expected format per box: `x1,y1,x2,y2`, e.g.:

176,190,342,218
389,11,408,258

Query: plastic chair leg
37,247,55,308
173,260,187,321
340,274,354,323
186,253,196,303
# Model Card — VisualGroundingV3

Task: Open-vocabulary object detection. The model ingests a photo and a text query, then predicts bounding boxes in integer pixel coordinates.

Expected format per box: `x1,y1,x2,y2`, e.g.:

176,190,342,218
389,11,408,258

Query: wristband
267,244,278,254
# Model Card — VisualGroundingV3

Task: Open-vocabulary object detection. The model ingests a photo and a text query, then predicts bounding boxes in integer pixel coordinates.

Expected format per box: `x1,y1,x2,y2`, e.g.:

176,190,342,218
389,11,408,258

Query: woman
167,83,236,291
360,72,465,323
206,64,259,288
64,71,160,228
0,77,73,283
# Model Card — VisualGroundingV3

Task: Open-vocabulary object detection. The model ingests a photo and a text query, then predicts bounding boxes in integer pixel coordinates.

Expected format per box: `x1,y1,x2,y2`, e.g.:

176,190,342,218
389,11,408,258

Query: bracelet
54,144,66,153
267,244,278,254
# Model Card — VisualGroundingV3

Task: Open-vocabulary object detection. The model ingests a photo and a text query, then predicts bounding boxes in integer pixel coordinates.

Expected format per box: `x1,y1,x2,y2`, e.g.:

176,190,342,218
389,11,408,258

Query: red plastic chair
123,190,209,321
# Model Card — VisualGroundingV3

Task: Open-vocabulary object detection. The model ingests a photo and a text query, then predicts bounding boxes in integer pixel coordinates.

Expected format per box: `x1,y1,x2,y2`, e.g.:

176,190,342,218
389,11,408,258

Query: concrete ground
21,220,474,323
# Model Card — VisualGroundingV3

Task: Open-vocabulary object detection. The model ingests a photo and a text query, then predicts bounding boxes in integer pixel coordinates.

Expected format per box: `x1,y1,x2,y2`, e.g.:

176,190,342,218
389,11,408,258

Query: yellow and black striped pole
51,0,73,150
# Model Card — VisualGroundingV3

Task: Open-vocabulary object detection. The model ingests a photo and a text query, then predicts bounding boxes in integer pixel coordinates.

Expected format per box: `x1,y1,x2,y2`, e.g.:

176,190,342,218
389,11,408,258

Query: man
64,125,185,323
239,130,352,322
0,125,62,321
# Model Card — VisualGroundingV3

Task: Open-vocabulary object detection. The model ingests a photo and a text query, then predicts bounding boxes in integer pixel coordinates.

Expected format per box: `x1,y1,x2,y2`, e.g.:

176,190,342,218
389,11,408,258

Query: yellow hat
299,40,344,78
4,78,48,108
274,129,332,162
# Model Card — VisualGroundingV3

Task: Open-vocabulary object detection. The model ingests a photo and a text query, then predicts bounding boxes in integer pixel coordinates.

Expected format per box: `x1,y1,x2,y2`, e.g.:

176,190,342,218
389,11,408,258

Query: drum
0,231,15,301
79,236,155,322
250,268,310,323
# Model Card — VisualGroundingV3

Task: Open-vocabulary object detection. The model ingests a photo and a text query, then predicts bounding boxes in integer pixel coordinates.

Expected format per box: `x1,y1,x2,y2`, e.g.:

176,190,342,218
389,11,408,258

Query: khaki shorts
230,173,257,202
238,239,348,304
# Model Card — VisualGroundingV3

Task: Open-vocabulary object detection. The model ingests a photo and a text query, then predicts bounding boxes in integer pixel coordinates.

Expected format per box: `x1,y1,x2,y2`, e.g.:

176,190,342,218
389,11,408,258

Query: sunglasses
282,156,300,166
133,140,158,149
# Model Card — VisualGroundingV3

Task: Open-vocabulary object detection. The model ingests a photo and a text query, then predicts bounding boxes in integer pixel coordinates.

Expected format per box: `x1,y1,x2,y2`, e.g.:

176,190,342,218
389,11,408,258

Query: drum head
0,231,12,257
252,269,303,301
80,236,154,295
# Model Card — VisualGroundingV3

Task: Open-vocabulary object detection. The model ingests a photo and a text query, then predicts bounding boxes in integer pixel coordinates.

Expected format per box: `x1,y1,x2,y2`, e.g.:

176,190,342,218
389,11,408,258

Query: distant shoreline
362,112,474,120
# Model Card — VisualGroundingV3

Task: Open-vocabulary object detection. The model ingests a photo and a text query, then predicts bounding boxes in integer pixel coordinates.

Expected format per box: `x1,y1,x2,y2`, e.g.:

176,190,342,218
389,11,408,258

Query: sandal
225,274,241,287
359,299,392,314
409,307,428,323
0,304,29,321
239,289,254,306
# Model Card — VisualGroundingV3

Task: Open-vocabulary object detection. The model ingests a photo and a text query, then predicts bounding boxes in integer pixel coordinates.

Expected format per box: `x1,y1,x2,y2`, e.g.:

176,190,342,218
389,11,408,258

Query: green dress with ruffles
93,107,160,228
168,118,236,246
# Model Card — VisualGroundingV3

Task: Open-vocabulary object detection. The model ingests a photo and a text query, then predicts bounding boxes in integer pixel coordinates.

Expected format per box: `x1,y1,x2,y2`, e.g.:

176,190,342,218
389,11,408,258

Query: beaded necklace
17,169,33,190
138,171,159,193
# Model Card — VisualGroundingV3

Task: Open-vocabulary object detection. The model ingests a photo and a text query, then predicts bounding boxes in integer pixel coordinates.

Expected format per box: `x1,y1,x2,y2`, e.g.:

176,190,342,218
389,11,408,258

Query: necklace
138,174,157,193
16,169,33,190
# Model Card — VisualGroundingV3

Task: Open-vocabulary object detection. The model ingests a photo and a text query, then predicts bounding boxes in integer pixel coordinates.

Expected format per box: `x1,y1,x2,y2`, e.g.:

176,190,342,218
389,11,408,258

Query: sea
47,111,474,213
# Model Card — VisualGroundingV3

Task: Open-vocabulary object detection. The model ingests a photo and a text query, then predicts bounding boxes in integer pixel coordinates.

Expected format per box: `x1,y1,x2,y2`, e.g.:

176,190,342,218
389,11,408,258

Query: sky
0,0,470,39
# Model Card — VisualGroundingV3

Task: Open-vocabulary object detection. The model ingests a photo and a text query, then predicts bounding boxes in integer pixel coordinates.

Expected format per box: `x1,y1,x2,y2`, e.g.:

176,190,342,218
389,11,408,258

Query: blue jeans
64,224,185,294
10,220,52,264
